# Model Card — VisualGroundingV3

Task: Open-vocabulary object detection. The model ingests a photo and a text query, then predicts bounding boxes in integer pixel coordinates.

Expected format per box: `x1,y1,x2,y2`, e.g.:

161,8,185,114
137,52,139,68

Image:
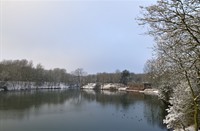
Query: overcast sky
0,0,156,74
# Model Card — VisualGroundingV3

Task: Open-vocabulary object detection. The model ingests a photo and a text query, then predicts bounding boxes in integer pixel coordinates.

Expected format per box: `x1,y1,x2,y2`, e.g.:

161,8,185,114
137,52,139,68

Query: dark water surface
0,89,168,131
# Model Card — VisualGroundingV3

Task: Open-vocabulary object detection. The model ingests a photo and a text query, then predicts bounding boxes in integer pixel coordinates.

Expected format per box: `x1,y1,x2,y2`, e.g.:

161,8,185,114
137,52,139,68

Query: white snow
81,83,96,89
118,87,128,91
172,125,200,131
1,81,69,91
101,83,126,90
141,89,159,95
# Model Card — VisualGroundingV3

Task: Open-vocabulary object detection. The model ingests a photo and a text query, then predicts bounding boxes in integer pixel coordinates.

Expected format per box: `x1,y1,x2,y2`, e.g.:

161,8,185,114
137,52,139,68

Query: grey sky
0,0,156,74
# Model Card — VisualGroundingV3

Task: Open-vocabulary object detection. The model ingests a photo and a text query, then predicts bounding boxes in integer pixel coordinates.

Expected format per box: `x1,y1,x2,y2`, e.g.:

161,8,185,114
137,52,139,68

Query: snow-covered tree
164,81,194,130
138,0,200,130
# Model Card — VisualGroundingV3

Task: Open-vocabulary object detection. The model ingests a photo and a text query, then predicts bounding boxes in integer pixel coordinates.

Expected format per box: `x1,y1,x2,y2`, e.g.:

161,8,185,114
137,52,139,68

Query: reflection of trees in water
0,90,146,111
81,91,130,109
82,91,167,129
0,89,81,120
0,90,167,128
81,91,133,109
81,91,145,110
142,95,168,129
81,91,163,110
0,89,80,111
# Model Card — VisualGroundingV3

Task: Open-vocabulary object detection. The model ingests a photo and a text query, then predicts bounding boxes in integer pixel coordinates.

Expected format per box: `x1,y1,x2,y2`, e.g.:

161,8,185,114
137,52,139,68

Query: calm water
0,89,168,131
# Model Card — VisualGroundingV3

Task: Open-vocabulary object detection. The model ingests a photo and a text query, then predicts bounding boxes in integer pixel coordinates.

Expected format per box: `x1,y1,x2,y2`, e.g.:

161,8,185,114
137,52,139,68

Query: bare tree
71,68,87,87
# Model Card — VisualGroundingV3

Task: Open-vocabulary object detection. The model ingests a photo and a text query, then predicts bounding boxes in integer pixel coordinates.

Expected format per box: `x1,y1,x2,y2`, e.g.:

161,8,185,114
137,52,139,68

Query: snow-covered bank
82,83,96,89
172,125,200,131
141,89,159,95
81,83,159,95
101,83,127,90
81,83,127,91
0,81,69,91
126,88,159,95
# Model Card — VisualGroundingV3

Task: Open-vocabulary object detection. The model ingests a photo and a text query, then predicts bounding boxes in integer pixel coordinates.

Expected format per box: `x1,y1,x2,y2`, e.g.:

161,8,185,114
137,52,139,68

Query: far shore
81,83,159,95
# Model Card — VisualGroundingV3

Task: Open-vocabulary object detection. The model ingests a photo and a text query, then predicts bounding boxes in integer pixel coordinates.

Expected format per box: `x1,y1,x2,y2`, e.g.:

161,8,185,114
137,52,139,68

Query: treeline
0,59,145,86
0,60,71,85
84,71,144,85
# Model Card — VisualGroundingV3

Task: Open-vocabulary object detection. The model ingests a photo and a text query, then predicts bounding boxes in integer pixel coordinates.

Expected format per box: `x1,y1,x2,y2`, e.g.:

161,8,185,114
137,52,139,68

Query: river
0,89,168,131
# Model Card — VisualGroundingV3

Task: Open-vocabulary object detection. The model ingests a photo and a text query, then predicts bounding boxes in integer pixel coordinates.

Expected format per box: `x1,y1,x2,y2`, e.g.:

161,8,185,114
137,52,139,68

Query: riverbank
127,88,159,95
81,83,159,95
0,81,69,91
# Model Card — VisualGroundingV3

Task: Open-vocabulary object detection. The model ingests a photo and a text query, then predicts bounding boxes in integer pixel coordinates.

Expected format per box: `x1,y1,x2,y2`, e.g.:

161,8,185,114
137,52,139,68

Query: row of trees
0,59,144,86
139,0,200,130
0,60,72,85
84,70,144,85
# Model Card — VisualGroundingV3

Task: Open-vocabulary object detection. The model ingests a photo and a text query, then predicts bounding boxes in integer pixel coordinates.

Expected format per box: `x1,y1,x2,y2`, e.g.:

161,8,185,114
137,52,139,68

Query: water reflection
0,89,167,131
82,90,167,129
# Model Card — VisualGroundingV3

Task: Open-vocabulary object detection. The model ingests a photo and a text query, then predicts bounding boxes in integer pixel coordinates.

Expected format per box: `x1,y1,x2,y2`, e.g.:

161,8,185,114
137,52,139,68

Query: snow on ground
1,81,69,91
82,83,127,91
81,83,158,95
101,83,126,90
81,83,96,89
118,87,128,91
101,83,115,90
140,89,159,95
173,125,200,131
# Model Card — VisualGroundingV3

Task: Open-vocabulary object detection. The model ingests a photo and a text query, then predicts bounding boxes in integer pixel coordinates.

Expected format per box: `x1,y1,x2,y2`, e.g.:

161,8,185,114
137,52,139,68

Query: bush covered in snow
164,81,195,130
